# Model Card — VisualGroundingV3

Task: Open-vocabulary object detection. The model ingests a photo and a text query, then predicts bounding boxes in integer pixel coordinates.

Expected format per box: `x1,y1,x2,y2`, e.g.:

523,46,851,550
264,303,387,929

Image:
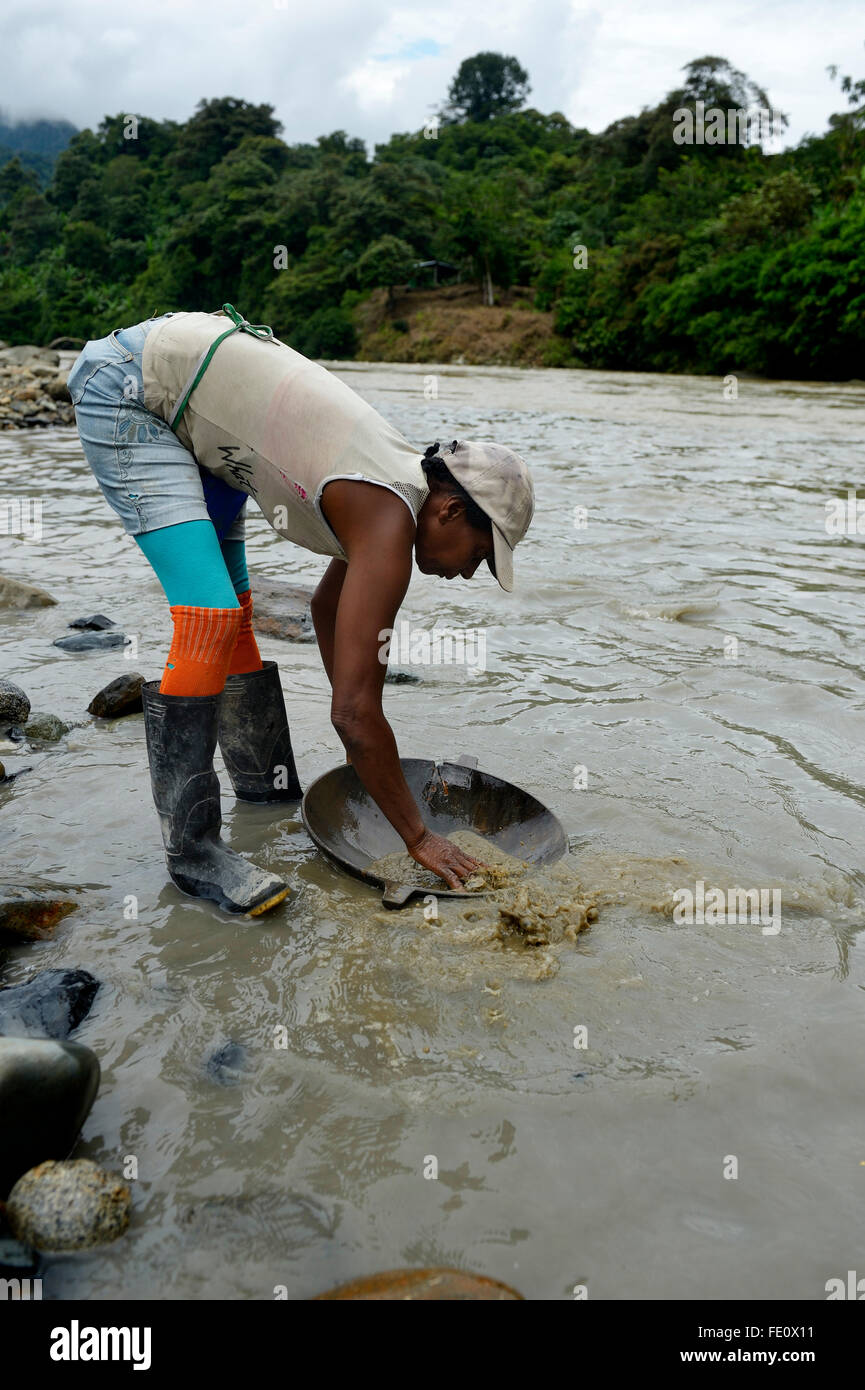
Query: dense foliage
0,52,862,376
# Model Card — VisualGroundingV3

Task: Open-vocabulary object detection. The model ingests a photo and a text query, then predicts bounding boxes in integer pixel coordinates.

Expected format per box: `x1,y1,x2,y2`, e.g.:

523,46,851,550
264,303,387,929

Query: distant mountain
0,115,78,184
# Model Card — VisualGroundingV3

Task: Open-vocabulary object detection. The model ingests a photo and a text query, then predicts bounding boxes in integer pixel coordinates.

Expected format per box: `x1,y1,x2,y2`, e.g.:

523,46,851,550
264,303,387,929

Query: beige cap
440,439,534,591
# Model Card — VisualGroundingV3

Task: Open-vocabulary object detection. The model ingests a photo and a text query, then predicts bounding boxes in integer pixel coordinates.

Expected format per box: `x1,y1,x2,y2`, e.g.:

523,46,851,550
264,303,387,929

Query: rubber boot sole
246,884,291,918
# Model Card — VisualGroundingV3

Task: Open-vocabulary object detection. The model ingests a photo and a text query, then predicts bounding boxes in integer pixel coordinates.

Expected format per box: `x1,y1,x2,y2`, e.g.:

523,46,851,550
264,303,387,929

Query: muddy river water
1,361,864,1300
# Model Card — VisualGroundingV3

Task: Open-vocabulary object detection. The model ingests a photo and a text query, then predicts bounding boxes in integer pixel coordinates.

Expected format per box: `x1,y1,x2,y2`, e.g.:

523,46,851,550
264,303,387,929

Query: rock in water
0,680,30,728
87,673,145,718
0,1233,41,1279
24,712,70,742
0,969,99,1039
6,1160,130,1251
53,631,127,652
205,1040,251,1085
0,1038,100,1198
384,668,422,684
315,1268,523,1300
0,888,77,943
0,576,56,608
251,577,315,641
68,614,115,630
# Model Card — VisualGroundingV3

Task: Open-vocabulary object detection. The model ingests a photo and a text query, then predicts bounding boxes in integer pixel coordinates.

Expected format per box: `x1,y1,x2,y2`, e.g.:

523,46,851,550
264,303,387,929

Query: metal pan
300,753,568,908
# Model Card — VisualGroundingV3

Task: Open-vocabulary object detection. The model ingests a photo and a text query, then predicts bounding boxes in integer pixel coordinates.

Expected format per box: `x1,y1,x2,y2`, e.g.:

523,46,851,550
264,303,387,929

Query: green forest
0,50,863,378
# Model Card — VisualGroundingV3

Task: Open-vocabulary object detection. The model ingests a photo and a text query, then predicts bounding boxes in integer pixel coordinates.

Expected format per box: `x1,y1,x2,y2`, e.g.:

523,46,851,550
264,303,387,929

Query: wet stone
384,668,423,684
0,1037,100,1198
53,630,127,652
205,1040,251,1085
0,1232,41,1278
24,712,70,742
7,1160,131,1252
251,577,315,642
0,576,56,609
0,680,30,727
0,888,77,943
87,672,145,718
0,969,100,1039
68,614,115,630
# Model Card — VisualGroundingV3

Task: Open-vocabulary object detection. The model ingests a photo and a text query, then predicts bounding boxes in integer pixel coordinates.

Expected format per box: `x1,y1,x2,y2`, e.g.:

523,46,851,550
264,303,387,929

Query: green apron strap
168,303,275,431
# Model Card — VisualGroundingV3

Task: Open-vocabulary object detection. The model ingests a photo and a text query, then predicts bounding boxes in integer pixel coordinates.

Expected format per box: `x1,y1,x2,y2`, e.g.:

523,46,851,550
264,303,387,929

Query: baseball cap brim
488,522,514,592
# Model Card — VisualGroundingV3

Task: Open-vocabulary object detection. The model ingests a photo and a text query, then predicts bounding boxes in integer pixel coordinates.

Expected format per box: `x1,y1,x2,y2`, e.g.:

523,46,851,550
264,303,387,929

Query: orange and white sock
160,605,242,696
227,588,263,676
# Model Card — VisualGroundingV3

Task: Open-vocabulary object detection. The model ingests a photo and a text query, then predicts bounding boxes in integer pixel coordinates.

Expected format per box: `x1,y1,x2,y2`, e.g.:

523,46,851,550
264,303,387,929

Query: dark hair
420,441,492,533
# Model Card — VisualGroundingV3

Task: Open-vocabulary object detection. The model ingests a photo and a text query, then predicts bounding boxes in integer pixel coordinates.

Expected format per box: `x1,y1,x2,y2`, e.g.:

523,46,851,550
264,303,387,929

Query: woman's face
414,491,494,581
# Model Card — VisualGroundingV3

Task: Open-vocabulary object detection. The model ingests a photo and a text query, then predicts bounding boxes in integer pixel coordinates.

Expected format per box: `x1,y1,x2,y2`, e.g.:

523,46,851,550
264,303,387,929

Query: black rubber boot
141,681,290,917
217,661,303,802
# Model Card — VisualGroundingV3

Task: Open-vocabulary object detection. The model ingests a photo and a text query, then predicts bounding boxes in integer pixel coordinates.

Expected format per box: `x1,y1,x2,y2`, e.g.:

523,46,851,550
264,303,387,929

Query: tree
679,55,788,144
443,173,523,305
354,235,416,306
0,156,39,208
168,97,282,183
442,53,530,124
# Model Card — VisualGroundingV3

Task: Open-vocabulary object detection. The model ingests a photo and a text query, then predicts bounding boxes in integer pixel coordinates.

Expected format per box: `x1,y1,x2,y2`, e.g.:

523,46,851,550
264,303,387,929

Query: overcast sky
2,0,862,152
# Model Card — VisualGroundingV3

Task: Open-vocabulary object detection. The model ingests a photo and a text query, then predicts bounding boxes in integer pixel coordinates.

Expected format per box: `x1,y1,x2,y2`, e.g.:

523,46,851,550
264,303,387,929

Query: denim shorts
69,315,246,543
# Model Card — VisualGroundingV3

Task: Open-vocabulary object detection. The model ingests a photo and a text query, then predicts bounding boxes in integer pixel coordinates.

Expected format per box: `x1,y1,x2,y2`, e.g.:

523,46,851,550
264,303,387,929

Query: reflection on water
1,363,864,1299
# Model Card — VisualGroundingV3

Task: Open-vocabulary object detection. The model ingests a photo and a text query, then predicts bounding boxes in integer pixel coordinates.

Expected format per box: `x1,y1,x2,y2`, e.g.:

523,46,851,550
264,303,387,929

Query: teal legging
135,520,250,607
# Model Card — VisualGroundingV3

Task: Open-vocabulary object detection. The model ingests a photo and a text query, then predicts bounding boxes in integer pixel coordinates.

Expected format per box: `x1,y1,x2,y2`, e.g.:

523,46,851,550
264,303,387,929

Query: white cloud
0,0,861,148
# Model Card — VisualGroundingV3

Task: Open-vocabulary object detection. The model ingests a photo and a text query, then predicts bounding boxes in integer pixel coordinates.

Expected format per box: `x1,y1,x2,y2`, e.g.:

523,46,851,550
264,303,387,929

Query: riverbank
0,345,75,429
354,283,566,368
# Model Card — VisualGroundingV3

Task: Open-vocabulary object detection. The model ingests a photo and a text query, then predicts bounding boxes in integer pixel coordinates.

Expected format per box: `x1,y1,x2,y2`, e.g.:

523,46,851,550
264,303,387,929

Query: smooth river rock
0,679,30,727
0,575,56,608
314,1267,524,1300
87,672,145,718
0,968,100,1039
6,1160,130,1251
0,888,77,943
53,630,128,652
24,711,70,742
252,577,315,642
0,1037,100,1198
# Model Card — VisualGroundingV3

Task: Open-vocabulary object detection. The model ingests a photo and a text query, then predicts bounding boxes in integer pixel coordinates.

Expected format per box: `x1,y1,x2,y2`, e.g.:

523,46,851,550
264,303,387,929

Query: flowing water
1,362,864,1300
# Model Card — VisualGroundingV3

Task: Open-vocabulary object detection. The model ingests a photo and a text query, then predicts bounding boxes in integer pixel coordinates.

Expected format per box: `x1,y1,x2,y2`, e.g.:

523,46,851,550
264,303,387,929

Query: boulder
0,1037,100,1198
53,631,127,652
0,680,30,728
0,576,56,608
24,712,70,742
0,888,77,943
87,672,145,718
314,1268,524,1300
251,578,315,642
6,1159,130,1251
0,969,100,1039
43,374,70,402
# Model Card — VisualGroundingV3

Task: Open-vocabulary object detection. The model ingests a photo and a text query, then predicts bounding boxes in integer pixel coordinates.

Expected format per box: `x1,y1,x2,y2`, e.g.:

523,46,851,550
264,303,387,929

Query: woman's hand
406,828,488,889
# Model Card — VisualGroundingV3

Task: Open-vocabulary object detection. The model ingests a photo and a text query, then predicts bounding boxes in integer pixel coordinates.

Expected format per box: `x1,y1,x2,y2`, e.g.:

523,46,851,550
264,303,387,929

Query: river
1,360,864,1299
